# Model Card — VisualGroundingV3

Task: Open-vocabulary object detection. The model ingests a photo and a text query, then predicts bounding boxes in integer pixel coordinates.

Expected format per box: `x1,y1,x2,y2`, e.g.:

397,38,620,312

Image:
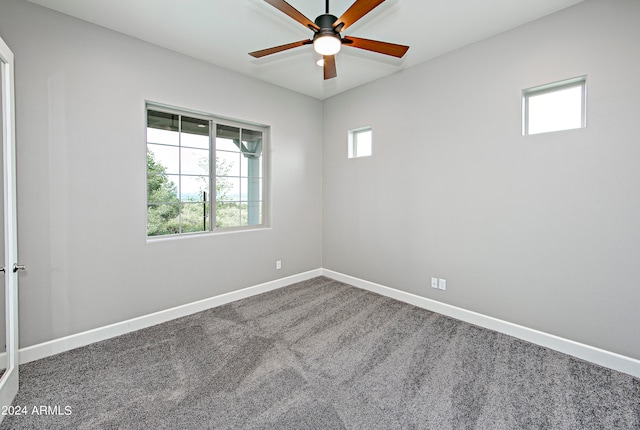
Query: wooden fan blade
323,55,337,80
249,39,311,58
335,0,385,31
264,0,319,31
343,36,409,58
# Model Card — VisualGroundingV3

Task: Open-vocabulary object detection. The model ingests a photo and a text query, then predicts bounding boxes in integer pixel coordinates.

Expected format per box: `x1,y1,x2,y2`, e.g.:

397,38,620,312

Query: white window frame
146,103,269,238
522,76,587,136
348,126,373,158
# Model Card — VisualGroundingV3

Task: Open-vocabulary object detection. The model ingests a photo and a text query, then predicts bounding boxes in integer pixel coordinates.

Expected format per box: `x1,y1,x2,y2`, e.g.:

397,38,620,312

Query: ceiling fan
249,0,409,80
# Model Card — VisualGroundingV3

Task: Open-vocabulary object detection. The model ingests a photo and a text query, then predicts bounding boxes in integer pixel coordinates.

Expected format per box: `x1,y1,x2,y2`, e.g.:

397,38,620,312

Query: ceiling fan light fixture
249,0,409,81
313,34,341,56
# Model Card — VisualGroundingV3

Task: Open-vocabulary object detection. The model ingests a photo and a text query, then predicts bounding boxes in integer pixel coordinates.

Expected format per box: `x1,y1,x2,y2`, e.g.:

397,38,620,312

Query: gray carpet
1,276,638,429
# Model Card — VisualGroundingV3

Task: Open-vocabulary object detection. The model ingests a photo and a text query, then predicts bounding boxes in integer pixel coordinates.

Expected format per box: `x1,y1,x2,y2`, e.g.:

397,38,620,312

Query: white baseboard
322,269,640,378
19,267,640,379
19,269,322,365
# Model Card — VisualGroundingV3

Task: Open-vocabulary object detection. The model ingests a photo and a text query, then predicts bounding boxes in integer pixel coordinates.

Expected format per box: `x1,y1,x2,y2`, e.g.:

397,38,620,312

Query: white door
0,35,20,416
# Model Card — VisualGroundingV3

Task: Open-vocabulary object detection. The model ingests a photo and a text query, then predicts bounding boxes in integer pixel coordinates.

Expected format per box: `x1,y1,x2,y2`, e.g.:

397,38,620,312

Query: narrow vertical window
523,76,586,135
348,126,373,158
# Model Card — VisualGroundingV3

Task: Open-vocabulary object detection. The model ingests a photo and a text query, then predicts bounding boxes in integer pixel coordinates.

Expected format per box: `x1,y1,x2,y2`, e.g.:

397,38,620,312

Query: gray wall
1,0,638,361
322,0,640,359
0,0,322,347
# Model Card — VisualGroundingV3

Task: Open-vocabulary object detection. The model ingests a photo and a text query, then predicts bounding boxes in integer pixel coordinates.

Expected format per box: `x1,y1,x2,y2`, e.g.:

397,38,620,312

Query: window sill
146,226,272,243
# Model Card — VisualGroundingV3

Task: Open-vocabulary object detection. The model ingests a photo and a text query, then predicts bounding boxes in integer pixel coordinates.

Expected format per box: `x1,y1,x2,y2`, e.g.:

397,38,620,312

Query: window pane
148,174,179,204
240,154,248,176
217,177,240,201
216,202,241,228
148,144,179,174
180,176,209,202
217,124,240,151
181,202,209,233
181,132,209,149
247,177,262,202
355,130,372,157
523,78,586,136
147,203,180,236
216,137,239,152
181,116,209,149
245,156,261,178
241,129,263,158
217,150,241,177
238,202,248,226
147,128,179,146
181,147,209,175
240,177,248,201
243,201,262,226
148,111,179,133
147,173,178,203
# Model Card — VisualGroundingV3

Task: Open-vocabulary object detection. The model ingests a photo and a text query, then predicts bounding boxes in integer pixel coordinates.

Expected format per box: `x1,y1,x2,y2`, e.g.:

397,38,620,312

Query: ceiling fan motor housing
313,14,340,41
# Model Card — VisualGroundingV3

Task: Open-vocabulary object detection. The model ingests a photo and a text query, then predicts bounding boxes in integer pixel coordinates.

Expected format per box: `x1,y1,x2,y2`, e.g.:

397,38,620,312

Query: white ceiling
25,0,584,100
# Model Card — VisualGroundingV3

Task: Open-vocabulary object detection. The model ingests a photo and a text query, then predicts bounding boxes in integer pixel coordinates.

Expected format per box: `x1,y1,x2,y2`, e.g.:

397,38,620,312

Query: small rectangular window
146,105,268,237
523,76,586,135
348,126,372,158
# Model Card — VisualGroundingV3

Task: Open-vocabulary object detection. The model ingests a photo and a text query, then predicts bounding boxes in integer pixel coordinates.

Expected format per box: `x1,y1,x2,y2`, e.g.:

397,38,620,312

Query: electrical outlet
431,277,439,289
438,278,446,290
276,260,282,270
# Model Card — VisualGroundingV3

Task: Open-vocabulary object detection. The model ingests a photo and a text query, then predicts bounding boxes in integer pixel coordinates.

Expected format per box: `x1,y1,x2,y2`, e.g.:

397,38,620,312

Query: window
522,76,586,135
146,106,267,237
348,126,372,158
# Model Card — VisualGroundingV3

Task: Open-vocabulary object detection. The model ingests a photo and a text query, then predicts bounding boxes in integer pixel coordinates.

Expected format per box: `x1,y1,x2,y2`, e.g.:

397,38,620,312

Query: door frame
0,35,19,414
